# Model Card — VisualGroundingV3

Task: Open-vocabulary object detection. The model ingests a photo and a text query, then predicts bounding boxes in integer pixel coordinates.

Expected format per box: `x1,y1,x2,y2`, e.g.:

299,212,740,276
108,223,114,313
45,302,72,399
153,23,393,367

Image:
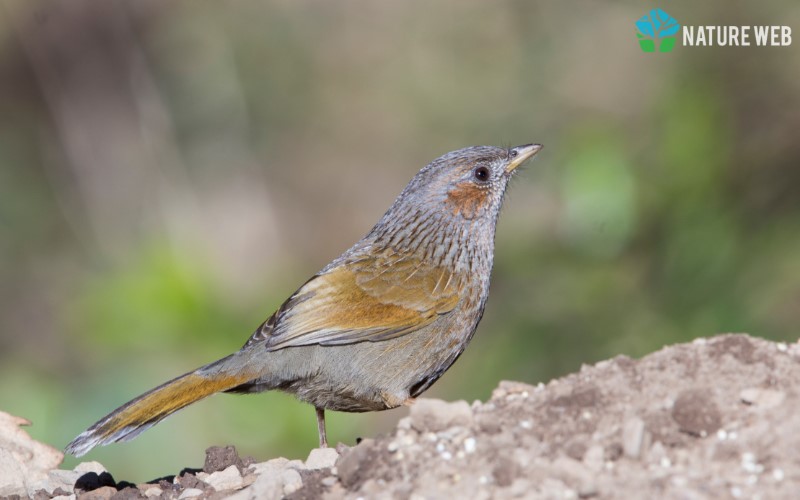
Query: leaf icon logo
636,9,681,52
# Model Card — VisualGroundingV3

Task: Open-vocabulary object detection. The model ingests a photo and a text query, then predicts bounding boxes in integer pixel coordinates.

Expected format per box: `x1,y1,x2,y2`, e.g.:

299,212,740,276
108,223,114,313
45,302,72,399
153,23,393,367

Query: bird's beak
506,143,543,173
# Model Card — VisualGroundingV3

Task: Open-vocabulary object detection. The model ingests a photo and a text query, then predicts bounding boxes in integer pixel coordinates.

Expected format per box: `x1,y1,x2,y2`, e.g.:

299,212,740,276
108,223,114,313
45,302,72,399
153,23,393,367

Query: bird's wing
256,253,462,350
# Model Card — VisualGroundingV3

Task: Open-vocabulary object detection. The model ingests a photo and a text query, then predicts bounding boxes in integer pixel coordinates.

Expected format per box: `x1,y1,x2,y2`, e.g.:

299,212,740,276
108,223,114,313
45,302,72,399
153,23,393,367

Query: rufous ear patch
445,182,489,219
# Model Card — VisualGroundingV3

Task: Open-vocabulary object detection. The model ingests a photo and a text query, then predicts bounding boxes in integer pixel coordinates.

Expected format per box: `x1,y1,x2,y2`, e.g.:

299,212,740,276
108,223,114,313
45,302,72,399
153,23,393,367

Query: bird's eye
473,166,490,182
509,150,518,158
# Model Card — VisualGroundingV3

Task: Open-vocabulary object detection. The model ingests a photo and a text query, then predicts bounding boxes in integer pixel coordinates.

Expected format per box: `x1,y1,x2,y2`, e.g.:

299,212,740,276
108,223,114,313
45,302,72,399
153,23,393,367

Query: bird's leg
315,407,328,448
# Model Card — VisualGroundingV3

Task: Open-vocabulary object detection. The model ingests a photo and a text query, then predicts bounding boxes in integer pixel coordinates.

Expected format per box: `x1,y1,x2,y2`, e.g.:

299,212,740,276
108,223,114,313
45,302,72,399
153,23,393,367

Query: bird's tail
65,356,254,457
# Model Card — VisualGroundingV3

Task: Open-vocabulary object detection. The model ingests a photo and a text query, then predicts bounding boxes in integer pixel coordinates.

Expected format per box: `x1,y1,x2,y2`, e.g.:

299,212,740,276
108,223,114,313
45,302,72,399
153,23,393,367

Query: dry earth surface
2,333,799,499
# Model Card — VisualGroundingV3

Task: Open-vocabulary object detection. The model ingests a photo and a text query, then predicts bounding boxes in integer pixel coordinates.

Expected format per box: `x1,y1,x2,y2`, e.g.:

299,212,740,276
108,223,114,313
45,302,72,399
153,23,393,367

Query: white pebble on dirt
203,464,243,491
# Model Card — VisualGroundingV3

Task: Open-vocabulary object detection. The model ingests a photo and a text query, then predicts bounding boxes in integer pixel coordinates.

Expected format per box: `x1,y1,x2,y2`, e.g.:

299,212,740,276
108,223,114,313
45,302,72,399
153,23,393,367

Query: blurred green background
1,0,798,482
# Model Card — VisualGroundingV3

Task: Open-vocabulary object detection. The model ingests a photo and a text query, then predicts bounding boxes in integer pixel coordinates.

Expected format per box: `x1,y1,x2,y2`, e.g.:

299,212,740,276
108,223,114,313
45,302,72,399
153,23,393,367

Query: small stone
672,388,722,437
204,445,244,473
248,457,289,476
144,486,163,497
241,473,258,488
77,485,116,499
286,459,305,470
622,417,645,458
227,471,283,500
321,476,338,487
179,488,204,498
51,495,76,500
282,469,303,495
203,464,243,491
47,469,82,492
305,447,339,470
177,473,207,492
464,437,477,454
73,462,107,475
410,399,473,432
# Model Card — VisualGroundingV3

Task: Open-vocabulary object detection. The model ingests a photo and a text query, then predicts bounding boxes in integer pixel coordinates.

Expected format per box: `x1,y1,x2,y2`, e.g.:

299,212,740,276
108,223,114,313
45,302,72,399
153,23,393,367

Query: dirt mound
5,333,800,499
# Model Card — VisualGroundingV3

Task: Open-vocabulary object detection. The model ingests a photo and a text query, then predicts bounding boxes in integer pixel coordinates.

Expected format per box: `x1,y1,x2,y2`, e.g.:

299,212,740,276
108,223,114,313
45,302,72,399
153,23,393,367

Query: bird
65,143,542,457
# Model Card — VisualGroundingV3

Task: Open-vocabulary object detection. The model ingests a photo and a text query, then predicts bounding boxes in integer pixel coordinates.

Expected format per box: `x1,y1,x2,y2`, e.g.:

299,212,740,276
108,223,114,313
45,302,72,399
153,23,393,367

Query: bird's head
389,143,542,223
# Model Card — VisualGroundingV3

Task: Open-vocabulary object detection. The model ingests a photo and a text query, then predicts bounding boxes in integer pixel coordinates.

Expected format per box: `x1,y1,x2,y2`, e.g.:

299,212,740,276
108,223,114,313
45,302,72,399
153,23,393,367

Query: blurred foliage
0,0,798,482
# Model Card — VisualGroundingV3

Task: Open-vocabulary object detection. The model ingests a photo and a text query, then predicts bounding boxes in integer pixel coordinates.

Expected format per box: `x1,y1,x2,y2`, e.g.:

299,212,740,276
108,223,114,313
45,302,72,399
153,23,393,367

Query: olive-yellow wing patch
262,255,461,350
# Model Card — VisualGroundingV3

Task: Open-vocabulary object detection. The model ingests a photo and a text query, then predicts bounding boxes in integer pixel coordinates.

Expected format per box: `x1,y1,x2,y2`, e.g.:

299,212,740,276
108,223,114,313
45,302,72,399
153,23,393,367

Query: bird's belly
268,312,479,412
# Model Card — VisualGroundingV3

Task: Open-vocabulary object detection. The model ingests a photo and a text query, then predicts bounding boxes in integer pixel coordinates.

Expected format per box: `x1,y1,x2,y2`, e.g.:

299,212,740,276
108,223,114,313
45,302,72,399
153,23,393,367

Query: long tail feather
66,361,253,457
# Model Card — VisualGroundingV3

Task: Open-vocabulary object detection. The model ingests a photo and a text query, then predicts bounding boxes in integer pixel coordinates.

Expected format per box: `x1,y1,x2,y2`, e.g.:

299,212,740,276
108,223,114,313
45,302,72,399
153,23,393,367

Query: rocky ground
2,333,800,499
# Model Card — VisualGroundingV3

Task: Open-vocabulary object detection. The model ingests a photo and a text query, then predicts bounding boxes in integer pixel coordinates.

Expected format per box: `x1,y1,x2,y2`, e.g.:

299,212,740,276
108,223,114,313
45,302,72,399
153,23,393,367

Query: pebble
622,417,645,458
204,464,243,491
78,486,116,499
305,447,339,470
248,457,289,476
282,468,303,495
178,488,204,498
144,486,163,497
73,461,107,475
47,469,82,492
227,471,282,500
464,437,477,454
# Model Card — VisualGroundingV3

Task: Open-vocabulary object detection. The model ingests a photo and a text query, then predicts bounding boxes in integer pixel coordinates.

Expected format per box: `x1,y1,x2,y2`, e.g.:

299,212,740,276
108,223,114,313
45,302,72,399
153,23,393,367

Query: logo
636,9,681,52
636,9,792,52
